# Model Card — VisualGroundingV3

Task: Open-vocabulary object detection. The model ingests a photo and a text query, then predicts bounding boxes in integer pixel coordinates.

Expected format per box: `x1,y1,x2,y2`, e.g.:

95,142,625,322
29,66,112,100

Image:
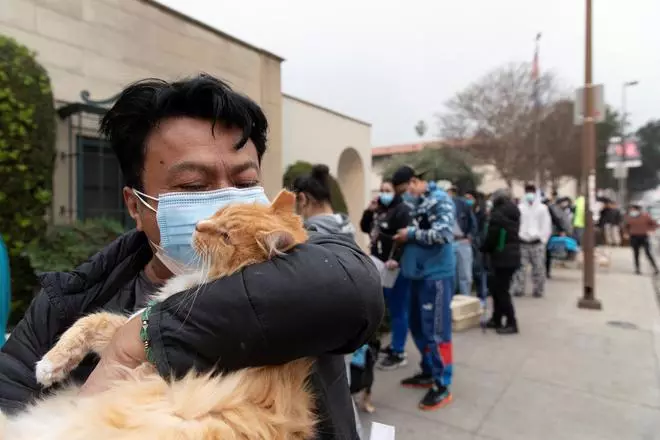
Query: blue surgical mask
133,186,270,273
379,192,394,206
630,210,640,217
465,199,475,207
524,193,536,203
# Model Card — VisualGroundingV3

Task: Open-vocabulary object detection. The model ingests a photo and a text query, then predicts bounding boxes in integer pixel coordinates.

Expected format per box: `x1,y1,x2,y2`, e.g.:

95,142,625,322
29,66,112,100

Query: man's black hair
524,183,536,193
100,74,268,189
292,164,332,203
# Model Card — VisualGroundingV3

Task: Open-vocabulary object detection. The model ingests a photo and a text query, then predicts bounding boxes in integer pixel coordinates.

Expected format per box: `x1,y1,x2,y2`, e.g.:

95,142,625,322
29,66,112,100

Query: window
76,136,134,229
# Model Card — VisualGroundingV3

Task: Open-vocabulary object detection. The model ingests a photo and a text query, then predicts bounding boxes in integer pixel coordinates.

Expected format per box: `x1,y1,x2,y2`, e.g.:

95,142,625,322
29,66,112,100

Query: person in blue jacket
447,186,478,296
393,166,455,411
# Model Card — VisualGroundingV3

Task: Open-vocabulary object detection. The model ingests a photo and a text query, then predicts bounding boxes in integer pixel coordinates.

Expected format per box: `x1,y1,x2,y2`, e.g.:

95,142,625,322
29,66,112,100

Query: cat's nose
195,220,214,233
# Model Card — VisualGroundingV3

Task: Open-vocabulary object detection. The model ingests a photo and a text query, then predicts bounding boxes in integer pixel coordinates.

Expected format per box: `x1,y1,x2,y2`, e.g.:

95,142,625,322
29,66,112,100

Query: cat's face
192,190,308,279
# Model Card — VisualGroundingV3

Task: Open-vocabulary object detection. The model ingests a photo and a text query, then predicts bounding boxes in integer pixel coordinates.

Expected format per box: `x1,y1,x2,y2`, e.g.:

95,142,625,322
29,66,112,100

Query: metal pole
578,0,602,310
533,33,542,188
618,80,639,208
618,85,627,208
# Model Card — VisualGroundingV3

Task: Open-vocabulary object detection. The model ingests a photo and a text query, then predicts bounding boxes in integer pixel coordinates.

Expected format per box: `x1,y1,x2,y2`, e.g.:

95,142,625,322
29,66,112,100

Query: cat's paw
35,357,68,387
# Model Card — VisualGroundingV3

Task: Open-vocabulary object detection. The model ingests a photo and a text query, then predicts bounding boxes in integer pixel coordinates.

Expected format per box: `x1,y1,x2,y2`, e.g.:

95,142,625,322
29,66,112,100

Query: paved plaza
361,247,660,440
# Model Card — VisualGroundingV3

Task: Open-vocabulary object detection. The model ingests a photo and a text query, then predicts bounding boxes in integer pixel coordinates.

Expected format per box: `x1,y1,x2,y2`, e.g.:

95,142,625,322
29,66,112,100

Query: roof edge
283,93,372,127
145,0,285,62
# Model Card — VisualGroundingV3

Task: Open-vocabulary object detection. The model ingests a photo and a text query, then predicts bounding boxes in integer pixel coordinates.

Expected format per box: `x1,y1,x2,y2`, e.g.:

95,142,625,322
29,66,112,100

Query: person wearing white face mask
360,172,412,371
511,184,552,298
0,75,383,440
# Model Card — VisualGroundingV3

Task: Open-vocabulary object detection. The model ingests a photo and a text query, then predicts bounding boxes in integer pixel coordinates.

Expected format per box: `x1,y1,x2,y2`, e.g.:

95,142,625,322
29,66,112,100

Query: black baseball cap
391,165,426,186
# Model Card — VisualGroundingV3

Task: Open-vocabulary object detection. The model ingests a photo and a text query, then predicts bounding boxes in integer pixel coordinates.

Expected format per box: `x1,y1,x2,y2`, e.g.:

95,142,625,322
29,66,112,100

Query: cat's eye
219,231,231,242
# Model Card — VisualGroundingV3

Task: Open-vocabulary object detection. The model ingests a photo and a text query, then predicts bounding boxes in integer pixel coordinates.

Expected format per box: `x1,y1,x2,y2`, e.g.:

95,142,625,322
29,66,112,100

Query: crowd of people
344,165,660,418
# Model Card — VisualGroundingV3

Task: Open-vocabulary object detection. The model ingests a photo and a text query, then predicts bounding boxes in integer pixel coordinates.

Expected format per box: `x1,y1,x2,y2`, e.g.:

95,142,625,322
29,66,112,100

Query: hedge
0,35,56,325
282,161,349,214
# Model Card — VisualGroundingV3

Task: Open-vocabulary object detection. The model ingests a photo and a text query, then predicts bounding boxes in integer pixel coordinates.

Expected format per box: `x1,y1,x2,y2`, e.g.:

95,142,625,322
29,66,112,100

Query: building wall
0,0,283,223
282,95,371,247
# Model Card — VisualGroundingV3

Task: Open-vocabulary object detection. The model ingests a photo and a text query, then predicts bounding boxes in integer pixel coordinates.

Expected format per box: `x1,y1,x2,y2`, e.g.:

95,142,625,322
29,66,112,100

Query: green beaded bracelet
140,300,157,365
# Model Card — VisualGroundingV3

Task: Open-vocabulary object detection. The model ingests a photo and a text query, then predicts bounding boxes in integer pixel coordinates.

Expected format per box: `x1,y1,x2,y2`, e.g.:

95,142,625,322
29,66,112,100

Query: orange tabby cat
0,190,316,440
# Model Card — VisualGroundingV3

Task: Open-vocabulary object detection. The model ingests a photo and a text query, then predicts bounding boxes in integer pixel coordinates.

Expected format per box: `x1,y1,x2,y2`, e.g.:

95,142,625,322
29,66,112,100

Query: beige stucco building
282,95,371,246
1,0,284,226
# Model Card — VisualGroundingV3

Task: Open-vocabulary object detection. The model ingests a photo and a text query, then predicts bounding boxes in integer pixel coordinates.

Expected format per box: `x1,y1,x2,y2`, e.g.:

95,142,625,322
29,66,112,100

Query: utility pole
578,0,602,310
618,80,639,207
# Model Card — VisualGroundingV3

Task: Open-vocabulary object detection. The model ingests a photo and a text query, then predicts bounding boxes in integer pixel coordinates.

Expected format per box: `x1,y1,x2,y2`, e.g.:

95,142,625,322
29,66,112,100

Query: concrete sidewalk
360,247,660,440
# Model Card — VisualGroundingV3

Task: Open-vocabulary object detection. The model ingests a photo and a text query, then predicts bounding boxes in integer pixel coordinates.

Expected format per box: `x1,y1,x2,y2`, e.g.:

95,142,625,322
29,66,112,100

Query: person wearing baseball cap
391,166,456,411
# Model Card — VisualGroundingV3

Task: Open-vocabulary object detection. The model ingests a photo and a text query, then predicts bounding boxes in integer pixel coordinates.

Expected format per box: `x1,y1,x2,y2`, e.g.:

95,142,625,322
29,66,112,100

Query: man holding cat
392,166,456,411
0,75,383,440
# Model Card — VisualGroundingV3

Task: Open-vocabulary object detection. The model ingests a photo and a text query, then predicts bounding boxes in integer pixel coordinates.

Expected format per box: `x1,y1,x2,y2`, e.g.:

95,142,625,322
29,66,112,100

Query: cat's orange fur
1,190,316,440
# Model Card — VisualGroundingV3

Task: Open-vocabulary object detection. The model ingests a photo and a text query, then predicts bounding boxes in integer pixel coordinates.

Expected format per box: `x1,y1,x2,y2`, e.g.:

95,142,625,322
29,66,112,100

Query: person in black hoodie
360,171,411,370
0,76,383,440
481,188,521,334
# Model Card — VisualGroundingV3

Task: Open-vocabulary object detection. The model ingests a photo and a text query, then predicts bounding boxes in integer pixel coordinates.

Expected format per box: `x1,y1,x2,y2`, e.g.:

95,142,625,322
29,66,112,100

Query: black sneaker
485,318,500,329
401,373,434,389
419,385,452,410
380,345,394,357
378,352,408,370
496,325,519,335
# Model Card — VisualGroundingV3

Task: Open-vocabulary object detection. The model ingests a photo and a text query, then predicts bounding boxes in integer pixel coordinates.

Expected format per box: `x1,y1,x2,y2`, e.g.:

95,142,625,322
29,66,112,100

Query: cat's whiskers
177,245,215,328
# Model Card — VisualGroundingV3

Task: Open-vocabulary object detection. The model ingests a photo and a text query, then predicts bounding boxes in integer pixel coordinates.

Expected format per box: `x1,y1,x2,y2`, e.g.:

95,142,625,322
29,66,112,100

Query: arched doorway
337,147,366,247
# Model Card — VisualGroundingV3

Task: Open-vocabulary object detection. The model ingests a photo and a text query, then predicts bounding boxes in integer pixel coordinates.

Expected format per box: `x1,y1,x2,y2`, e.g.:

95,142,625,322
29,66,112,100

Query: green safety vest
573,196,585,228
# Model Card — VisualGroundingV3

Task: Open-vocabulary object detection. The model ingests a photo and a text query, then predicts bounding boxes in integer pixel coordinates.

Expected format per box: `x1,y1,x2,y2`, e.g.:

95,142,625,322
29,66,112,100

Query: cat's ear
271,190,297,212
260,230,296,257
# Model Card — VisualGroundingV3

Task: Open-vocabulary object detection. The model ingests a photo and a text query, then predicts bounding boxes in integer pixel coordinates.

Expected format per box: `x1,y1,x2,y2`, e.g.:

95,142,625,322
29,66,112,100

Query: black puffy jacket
0,230,383,440
359,195,411,262
482,199,521,270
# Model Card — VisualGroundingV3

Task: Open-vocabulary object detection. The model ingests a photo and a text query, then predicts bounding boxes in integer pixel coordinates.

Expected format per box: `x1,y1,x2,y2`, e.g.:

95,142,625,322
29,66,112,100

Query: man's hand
384,259,399,270
393,228,409,244
368,197,379,212
78,315,146,396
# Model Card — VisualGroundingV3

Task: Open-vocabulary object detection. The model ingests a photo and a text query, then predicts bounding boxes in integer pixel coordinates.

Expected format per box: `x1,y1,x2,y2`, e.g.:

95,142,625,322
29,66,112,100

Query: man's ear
259,230,296,257
271,190,297,212
123,187,143,231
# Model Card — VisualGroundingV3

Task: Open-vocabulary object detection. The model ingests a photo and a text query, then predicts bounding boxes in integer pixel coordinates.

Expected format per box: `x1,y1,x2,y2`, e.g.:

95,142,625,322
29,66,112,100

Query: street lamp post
618,80,639,207
578,0,602,310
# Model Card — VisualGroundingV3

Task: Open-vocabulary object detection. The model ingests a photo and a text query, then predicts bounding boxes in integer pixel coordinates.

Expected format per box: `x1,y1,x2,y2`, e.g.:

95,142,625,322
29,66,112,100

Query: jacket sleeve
148,233,384,378
388,205,411,261
407,195,454,246
0,290,62,413
481,219,498,254
540,205,553,243
359,209,375,234
468,210,478,242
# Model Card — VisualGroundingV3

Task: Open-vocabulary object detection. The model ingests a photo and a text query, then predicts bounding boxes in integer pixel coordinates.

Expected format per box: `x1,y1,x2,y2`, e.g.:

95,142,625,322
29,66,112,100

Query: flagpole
533,32,542,188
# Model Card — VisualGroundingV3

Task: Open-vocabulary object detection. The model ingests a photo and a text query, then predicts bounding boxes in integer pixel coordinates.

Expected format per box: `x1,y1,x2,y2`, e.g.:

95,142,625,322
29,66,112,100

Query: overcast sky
160,0,660,147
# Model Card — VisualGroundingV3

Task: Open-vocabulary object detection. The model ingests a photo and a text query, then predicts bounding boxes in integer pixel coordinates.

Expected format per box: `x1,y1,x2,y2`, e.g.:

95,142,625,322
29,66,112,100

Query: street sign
606,136,641,169
574,84,605,125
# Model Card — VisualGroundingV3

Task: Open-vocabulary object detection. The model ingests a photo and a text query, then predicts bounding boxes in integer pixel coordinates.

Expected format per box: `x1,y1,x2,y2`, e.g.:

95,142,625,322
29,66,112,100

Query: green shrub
382,146,483,193
282,161,349,214
0,35,56,324
25,219,125,274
